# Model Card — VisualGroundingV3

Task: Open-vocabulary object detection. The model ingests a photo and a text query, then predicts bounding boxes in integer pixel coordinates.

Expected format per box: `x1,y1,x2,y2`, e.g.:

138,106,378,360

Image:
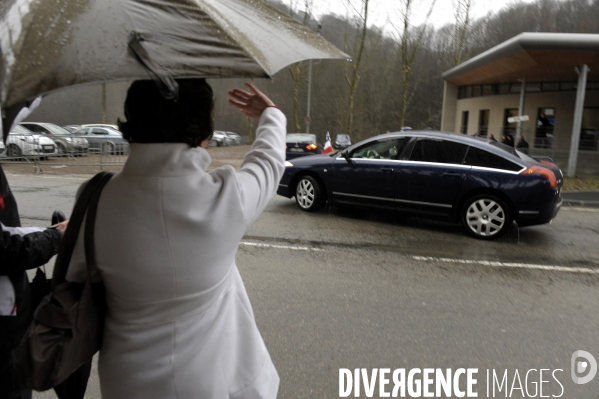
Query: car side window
92,128,108,135
409,138,468,164
350,138,409,160
464,146,523,172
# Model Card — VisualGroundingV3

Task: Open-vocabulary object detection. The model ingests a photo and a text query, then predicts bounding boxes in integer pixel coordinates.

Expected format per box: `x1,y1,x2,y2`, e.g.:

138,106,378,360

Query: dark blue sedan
277,131,563,239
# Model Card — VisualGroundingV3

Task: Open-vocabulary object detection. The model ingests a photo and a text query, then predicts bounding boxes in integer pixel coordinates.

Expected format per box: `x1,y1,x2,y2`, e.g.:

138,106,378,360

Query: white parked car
5,125,58,158
212,131,235,147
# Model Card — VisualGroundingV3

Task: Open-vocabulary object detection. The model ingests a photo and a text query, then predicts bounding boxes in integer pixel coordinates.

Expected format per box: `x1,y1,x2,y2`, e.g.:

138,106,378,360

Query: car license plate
290,148,303,152
43,145,53,150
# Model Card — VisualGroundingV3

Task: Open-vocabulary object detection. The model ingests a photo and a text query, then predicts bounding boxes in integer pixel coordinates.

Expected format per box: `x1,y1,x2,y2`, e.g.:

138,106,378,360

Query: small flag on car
323,132,333,154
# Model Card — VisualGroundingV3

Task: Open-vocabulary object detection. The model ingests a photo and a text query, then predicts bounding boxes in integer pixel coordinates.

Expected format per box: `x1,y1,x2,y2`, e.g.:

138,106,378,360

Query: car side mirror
341,150,350,160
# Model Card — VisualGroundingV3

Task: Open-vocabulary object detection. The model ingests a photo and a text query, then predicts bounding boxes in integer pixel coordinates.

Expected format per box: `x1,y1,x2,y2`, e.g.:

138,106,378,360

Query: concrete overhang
442,33,599,86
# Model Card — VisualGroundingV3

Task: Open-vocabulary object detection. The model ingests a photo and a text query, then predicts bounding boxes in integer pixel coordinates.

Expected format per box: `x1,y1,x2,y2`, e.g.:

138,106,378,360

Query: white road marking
413,256,599,274
6,174,88,181
561,207,599,213
240,241,323,251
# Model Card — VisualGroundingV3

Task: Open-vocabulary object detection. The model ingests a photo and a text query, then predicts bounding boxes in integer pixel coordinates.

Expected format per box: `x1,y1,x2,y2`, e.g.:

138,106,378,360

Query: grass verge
563,176,599,192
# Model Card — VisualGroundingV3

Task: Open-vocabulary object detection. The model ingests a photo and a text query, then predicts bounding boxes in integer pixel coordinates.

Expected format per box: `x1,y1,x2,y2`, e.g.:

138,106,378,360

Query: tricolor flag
323,131,333,154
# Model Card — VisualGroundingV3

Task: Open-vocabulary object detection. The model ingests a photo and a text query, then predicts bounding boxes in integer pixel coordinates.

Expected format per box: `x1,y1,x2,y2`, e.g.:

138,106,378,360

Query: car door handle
381,168,393,172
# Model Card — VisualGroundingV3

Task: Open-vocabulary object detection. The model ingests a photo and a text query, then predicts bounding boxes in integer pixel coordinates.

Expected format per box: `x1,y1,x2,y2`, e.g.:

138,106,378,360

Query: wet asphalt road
6,173,598,398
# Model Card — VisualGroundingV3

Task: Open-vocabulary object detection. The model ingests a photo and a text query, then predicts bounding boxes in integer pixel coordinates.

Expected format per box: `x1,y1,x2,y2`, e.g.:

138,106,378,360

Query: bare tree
285,0,314,131
342,0,370,135
391,0,436,129
453,0,473,66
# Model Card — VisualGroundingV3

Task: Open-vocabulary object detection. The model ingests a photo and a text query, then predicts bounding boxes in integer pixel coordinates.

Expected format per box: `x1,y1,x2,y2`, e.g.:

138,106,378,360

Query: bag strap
51,172,114,287
83,172,113,278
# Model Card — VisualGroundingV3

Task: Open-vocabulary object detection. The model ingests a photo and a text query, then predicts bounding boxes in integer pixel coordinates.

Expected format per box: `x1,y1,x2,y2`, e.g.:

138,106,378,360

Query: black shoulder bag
15,171,114,394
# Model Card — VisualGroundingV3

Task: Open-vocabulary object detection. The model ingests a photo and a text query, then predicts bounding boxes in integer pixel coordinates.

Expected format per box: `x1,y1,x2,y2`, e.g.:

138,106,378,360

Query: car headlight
285,161,294,167
21,136,36,144
65,137,73,143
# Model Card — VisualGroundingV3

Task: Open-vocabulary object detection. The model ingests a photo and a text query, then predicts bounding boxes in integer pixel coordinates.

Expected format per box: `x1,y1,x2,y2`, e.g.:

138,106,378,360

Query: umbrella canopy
0,0,348,137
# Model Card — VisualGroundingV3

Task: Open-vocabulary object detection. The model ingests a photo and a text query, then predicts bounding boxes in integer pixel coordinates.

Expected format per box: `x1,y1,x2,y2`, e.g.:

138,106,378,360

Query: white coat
67,108,286,398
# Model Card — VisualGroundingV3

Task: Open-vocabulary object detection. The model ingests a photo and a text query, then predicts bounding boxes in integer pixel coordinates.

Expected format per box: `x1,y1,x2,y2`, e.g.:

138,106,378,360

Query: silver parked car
212,131,235,147
5,125,58,158
224,131,241,145
72,126,129,154
20,122,89,155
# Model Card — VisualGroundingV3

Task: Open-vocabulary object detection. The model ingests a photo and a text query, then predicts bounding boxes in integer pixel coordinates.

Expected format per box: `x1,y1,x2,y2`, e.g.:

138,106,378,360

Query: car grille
38,145,55,153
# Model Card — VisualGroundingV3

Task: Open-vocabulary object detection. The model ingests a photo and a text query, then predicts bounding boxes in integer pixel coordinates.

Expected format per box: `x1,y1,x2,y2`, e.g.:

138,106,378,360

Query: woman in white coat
66,79,285,398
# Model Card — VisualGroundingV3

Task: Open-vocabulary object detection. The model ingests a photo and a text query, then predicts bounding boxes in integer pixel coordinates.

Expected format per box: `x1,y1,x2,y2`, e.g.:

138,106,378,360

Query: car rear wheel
7,144,21,158
102,142,114,155
295,175,325,212
462,194,512,239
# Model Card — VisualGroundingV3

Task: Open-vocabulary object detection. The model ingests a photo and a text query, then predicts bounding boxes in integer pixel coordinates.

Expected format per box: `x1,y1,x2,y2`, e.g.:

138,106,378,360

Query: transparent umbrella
0,0,348,138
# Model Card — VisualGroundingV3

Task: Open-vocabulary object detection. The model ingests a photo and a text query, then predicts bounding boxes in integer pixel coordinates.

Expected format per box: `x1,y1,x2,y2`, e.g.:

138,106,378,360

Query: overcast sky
309,0,536,30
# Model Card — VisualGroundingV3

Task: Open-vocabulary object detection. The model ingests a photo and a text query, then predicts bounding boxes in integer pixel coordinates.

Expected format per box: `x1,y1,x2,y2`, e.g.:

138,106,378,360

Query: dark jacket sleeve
0,226,62,276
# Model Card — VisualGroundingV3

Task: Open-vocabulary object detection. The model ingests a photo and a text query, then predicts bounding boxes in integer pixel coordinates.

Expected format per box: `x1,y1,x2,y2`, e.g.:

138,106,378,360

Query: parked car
277,131,563,240
211,131,235,147
285,133,321,160
82,124,120,130
63,125,81,133
5,125,58,158
224,131,242,145
72,126,129,154
0,140,5,157
334,134,351,149
20,122,89,155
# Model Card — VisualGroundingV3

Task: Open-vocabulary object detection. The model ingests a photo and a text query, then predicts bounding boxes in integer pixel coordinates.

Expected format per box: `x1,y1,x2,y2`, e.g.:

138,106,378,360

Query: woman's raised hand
228,82,276,119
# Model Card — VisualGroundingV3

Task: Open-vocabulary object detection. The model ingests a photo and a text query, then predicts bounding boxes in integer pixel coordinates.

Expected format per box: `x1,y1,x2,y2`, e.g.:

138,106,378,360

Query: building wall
450,90,599,150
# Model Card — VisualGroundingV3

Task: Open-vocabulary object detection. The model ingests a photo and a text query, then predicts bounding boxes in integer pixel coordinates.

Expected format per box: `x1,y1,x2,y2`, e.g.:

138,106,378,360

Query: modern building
441,33,599,176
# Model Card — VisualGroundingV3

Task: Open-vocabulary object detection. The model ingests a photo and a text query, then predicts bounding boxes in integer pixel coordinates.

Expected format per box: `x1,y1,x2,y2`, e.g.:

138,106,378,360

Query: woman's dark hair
118,79,214,147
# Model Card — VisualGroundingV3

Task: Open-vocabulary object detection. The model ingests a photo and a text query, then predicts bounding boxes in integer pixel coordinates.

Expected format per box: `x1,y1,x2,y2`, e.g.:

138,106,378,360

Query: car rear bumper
517,193,563,227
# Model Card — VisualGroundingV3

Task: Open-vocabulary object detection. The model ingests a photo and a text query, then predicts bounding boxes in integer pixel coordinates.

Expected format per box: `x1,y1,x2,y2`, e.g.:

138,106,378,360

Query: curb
562,200,599,208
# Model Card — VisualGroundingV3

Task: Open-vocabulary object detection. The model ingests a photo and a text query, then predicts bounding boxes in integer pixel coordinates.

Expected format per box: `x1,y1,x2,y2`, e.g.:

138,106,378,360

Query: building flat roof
442,33,599,86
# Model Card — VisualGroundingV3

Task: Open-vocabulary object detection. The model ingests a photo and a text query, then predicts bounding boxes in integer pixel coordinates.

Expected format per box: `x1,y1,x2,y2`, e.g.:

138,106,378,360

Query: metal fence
0,138,128,173
1,134,251,173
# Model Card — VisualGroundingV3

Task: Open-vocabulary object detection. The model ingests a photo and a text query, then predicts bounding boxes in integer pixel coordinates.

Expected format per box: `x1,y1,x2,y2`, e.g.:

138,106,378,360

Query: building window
535,108,555,149
581,107,599,151
478,110,489,136
457,80,597,99
461,111,469,134
526,83,541,92
503,108,519,136
542,82,560,91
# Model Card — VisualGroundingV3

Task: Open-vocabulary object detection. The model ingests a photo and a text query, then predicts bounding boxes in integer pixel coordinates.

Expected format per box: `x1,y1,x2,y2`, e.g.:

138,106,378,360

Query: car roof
365,130,525,164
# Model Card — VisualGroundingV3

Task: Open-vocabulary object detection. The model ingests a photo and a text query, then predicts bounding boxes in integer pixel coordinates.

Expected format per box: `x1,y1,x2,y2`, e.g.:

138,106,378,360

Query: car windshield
11,125,33,135
287,134,316,143
43,124,72,135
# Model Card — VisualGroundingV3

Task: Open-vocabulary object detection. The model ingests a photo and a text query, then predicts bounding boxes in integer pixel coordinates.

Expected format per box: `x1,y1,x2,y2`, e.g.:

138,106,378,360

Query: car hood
38,136,55,144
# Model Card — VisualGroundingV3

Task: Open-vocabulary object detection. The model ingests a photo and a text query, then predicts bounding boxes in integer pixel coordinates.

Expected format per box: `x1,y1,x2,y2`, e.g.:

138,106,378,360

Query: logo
571,350,597,385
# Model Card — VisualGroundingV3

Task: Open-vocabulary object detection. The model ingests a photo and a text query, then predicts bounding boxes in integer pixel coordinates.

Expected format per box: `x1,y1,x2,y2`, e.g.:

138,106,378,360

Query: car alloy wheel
462,194,512,239
102,142,115,155
295,175,325,212
7,144,22,158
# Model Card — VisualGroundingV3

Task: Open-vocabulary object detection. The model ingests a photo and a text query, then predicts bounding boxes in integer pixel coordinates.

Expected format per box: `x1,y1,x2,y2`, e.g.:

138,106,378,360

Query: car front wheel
295,175,325,212
461,194,512,239
7,144,22,158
